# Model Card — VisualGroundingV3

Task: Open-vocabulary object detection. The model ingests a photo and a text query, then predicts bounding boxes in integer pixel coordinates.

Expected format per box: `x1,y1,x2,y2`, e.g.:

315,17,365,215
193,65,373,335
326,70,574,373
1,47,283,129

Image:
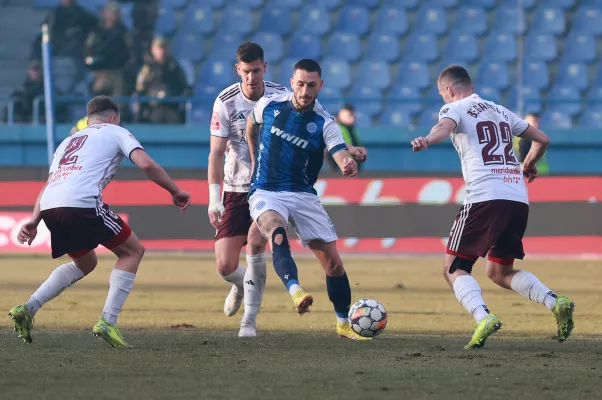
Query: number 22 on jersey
476,121,518,166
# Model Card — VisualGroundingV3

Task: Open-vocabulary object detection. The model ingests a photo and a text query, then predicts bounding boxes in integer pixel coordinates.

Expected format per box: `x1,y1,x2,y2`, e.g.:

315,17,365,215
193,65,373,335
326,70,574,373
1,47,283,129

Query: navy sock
326,272,351,319
271,227,299,290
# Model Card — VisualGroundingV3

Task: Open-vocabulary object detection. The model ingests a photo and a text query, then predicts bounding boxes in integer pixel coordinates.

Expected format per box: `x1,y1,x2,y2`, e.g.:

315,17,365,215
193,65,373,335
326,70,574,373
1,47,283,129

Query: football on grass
348,298,388,337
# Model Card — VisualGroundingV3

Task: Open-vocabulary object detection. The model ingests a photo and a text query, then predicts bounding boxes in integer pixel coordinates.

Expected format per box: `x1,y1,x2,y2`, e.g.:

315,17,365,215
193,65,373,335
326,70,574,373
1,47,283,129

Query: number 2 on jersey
476,121,518,166
59,135,88,166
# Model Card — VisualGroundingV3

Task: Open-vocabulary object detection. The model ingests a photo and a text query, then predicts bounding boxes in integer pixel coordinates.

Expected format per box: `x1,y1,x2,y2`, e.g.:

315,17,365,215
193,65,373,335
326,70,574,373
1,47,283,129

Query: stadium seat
587,85,602,101
404,33,439,63
258,8,292,35
556,62,589,92
353,110,372,128
444,32,478,64
540,111,572,129
179,5,214,36
53,57,80,94
365,34,400,63
545,0,576,9
348,0,379,8
579,109,602,128
194,84,220,100
561,33,596,63
385,0,419,9
373,6,409,37
33,0,60,8
396,62,430,90
326,33,362,63
298,6,331,36
355,61,391,91
387,85,422,116
154,7,176,37
572,7,602,37
265,0,302,9
436,57,472,75
321,58,351,90
336,6,370,36
79,0,106,9
231,0,264,9
198,58,235,88
189,103,212,125
379,107,413,127
277,58,297,85
477,62,510,91
414,6,447,36
418,106,441,126
525,34,557,62
466,0,496,10
288,33,322,60
492,8,525,35
506,86,542,115
251,32,284,63
348,85,383,117
221,6,254,36
160,0,188,9
547,85,582,117
177,59,196,86
210,33,243,62
522,60,550,91
429,0,459,8
484,33,517,62
478,86,502,104
318,87,344,115
307,0,340,10
196,0,225,9
531,6,566,36
453,6,487,35
172,32,204,63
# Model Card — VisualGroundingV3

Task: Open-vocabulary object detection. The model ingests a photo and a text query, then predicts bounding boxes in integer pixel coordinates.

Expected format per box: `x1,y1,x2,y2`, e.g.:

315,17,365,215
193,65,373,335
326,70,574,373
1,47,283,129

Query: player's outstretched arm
411,118,456,152
246,114,260,172
130,149,191,212
517,124,550,183
332,150,358,177
207,136,227,227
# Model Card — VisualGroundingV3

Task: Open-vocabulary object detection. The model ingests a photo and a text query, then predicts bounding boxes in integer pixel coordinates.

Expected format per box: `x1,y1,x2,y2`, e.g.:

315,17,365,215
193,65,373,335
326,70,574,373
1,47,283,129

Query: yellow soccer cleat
336,322,372,341
292,287,313,315
464,314,502,350
92,316,131,348
552,295,575,343
8,304,34,344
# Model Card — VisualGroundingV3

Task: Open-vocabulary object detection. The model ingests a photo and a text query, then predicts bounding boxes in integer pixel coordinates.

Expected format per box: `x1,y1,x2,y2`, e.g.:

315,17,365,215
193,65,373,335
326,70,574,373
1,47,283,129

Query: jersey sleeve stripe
516,124,529,137
440,116,458,129
328,143,347,156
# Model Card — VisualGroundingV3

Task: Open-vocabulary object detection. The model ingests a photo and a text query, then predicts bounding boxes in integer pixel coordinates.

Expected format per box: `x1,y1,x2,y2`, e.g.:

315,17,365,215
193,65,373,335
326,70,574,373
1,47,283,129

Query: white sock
222,265,245,288
242,254,266,325
510,270,557,310
453,275,490,323
102,269,136,325
26,262,84,317
288,284,301,296
336,316,348,325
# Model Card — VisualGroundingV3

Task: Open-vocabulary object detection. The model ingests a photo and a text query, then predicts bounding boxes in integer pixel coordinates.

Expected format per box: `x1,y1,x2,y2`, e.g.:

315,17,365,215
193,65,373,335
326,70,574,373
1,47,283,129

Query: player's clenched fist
411,137,429,152
172,190,192,212
348,145,368,163
17,220,38,246
342,156,358,177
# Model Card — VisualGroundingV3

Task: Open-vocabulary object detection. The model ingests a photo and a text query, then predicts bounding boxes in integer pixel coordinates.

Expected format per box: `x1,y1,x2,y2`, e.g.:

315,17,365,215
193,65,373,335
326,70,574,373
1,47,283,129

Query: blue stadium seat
522,60,549,90
444,32,478,64
587,86,602,103
172,32,204,62
326,33,362,63
231,0,264,9
258,8,292,35
277,58,297,85
547,85,582,117
194,84,220,100
348,0,379,8
418,106,440,126
178,59,196,86
53,57,80,94
544,0,576,9
387,85,422,116
198,58,235,88
373,6,409,37
531,6,566,36
288,33,322,60
379,107,413,127
221,6,254,36
179,6,214,35
308,0,341,10
336,6,370,35
384,0,419,10
298,6,331,36
436,57,472,75
354,110,373,128
189,103,212,125
405,33,439,63
265,0,302,9
525,34,557,62
210,33,243,62
555,62,589,92
478,86,502,104
415,6,447,36
79,0,106,9
252,32,284,63
579,109,602,128
33,0,60,8
321,58,351,90
430,0,459,8
466,0,496,10
365,34,400,63
396,62,430,90
318,87,343,115
484,33,517,62
356,61,391,91
195,0,225,9
572,7,602,37
506,86,542,115
540,111,572,129
154,7,176,36
562,33,596,63
454,6,487,35
477,62,510,90
348,85,383,117
492,8,525,35
160,0,188,9
263,67,275,83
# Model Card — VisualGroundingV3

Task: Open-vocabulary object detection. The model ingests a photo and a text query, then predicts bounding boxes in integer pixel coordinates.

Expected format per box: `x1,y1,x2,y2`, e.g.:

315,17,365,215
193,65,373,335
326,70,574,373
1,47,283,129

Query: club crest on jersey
256,201,265,211
440,108,449,116
306,122,317,134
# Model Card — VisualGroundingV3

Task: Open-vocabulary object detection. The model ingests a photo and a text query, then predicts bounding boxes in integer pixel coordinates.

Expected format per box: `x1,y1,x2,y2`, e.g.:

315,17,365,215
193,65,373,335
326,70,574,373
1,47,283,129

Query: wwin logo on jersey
271,126,309,149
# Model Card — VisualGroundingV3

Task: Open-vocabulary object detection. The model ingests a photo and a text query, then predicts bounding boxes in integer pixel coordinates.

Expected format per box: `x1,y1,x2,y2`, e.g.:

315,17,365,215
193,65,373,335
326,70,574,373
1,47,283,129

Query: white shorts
249,189,338,247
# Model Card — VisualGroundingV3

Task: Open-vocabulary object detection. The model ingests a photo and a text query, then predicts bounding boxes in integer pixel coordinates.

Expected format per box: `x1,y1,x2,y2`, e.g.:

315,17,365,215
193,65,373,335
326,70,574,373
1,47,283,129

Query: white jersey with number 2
439,93,530,205
40,124,143,210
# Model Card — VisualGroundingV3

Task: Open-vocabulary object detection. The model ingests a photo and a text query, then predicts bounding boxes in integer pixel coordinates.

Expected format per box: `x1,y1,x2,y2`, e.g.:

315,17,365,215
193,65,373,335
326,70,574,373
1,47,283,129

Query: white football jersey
439,94,530,205
40,124,143,210
210,81,288,193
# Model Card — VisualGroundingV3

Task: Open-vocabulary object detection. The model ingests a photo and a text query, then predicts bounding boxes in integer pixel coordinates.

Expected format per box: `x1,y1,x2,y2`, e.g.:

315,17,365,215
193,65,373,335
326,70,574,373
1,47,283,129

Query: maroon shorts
214,192,253,242
41,204,132,259
446,200,529,263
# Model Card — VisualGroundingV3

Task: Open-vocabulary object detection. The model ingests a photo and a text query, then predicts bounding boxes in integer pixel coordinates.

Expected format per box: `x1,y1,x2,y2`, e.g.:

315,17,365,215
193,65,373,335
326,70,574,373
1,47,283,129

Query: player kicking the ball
9,96,191,347
411,65,575,349
246,59,369,340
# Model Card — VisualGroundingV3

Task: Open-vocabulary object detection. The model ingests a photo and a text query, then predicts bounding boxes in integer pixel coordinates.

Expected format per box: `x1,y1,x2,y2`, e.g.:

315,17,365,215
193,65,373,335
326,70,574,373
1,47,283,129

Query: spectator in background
517,113,549,175
135,37,188,124
327,104,363,171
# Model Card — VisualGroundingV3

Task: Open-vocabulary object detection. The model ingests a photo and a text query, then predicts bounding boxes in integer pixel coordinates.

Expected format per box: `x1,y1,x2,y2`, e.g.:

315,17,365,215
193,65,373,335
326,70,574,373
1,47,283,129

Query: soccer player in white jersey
411,65,575,349
9,96,191,347
208,42,289,337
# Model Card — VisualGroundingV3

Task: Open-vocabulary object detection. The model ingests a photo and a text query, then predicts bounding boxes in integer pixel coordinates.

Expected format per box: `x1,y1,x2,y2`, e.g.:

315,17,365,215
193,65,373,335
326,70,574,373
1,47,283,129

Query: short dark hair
438,65,472,86
237,42,264,63
341,104,355,112
87,95,119,117
293,59,321,77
